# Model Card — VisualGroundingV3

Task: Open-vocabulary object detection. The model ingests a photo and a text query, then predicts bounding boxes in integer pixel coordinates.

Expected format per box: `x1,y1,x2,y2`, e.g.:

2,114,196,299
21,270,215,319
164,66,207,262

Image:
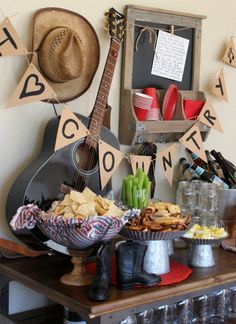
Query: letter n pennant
54,106,90,151
179,123,207,162
6,63,56,108
198,100,223,133
211,68,228,102
156,144,176,186
99,140,124,190
0,17,28,56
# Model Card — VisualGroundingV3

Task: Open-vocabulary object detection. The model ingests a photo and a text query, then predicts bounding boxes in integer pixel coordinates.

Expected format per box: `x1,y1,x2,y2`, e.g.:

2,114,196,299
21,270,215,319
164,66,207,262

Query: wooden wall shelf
119,89,210,145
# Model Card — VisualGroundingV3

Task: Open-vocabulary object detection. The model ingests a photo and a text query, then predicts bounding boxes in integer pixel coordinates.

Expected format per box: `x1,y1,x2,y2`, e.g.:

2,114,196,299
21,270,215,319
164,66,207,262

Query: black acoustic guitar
6,8,125,252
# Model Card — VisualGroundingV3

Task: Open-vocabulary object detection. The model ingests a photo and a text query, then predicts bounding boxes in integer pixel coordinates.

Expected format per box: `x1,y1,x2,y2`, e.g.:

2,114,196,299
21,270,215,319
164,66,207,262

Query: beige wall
0,0,236,241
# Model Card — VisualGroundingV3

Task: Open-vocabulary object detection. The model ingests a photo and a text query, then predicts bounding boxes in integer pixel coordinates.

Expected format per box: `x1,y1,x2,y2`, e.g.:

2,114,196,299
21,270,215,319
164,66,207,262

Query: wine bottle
205,150,225,179
179,157,199,181
210,150,236,186
190,162,229,189
187,149,209,171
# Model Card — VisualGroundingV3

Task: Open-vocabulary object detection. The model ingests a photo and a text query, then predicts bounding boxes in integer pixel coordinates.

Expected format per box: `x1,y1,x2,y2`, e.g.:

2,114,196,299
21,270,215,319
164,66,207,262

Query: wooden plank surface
0,248,235,319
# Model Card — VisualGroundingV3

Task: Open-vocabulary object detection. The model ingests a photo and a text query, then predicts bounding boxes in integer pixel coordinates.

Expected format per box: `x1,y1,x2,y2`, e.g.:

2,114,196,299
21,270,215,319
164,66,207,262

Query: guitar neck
87,38,121,146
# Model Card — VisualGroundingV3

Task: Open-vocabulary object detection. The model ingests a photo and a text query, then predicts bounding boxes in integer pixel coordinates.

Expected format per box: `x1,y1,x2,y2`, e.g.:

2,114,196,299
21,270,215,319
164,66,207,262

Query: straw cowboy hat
31,7,100,103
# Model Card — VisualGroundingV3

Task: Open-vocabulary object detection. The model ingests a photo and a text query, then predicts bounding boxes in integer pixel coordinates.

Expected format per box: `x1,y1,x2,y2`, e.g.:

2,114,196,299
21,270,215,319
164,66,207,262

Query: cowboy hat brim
31,7,100,103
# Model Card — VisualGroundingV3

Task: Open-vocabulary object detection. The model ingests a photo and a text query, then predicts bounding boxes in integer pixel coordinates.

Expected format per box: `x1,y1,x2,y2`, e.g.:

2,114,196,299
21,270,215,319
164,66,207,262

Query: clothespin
170,25,175,35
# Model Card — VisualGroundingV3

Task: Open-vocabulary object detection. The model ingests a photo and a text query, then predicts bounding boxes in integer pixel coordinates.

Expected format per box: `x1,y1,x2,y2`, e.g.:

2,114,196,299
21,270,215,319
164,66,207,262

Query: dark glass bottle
205,150,225,179
187,149,209,171
210,150,236,186
179,157,199,181
190,162,229,189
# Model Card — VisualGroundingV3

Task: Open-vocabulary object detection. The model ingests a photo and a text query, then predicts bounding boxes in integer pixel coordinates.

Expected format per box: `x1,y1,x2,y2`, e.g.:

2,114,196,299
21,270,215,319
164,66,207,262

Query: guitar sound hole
75,142,98,173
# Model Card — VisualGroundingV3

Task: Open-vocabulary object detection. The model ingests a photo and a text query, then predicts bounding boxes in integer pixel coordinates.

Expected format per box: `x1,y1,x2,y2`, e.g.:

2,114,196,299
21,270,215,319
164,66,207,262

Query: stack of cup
143,88,160,121
133,92,153,121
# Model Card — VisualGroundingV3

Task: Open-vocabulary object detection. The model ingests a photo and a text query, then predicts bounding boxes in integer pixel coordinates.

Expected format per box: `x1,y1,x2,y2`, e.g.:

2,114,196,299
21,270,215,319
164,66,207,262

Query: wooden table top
0,247,235,320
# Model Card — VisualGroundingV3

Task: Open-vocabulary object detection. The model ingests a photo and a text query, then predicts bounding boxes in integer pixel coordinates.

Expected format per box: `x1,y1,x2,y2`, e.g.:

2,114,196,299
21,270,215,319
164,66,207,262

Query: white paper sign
151,30,189,82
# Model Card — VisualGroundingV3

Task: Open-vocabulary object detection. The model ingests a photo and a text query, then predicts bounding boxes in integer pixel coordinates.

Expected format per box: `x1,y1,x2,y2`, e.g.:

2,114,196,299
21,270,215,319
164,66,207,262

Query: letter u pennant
99,140,124,190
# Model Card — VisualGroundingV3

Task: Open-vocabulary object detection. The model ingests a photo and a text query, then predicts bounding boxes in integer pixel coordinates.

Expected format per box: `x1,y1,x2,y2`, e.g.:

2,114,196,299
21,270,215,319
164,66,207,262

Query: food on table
49,187,124,219
125,202,191,232
183,224,228,239
121,168,151,209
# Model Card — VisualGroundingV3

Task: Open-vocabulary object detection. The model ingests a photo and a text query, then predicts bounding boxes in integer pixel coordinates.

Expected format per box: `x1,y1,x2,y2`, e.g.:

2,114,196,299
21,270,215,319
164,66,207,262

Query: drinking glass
136,309,153,323
208,289,229,323
192,294,208,323
225,286,236,321
120,314,137,324
152,305,171,324
198,182,219,226
173,299,192,323
176,181,196,216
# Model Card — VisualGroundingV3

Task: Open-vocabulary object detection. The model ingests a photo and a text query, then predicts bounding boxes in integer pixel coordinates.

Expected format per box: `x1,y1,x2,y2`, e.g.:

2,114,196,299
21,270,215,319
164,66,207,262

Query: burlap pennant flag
211,68,228,102
222,37,236,67
99,140,124,190
130,155,152,175
198,100,223,133
6,63,56,108
179,123,207,162
0,17,28,56
156,144,177,186
54,106,90,151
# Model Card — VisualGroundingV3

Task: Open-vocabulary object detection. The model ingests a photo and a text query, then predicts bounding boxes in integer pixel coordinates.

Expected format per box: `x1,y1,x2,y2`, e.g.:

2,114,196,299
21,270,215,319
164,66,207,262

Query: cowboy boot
88,241,112,301
116,241,161,290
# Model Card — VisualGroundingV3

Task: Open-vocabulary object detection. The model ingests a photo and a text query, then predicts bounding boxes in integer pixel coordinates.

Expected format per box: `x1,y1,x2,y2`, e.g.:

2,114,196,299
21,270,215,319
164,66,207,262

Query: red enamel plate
162,84,178,120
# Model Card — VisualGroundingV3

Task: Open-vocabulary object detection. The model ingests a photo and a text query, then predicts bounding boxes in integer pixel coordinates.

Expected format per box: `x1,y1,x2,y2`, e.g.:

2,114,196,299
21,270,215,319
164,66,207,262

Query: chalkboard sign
121,5,206,92
132,21,194,90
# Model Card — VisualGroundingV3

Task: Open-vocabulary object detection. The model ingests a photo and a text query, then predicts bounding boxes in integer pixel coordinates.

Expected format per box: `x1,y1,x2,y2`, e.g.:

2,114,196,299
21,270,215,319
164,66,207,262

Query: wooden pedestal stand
60,249,93,286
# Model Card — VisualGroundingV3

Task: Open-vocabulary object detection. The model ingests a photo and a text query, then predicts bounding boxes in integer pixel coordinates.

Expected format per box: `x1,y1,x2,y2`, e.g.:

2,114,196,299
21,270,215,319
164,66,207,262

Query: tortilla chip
62,194,73,206
70,190,88,204
103,202,124,218
82,187,97,201
76,202,96,216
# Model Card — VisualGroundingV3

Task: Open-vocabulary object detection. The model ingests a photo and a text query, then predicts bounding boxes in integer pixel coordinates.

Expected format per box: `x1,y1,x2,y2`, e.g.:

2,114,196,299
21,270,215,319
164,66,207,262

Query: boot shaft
95,241,112,276
116,241,161,289
116,241,147,274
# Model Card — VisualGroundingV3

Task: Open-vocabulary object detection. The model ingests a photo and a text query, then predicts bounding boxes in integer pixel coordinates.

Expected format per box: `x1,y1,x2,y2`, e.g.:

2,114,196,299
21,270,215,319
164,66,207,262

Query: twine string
135,26,157,51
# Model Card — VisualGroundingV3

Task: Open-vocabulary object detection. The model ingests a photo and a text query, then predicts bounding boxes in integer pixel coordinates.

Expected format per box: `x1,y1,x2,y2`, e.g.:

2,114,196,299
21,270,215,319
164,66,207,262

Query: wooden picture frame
119,5,209,145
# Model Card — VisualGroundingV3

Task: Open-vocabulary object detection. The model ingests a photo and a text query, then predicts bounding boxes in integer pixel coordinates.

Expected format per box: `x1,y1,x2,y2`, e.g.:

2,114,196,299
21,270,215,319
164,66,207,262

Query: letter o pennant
99,140,124,189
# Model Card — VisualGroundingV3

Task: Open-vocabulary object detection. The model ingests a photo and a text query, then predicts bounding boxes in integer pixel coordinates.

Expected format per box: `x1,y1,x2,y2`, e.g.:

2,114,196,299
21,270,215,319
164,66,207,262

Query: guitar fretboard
86,38,121,147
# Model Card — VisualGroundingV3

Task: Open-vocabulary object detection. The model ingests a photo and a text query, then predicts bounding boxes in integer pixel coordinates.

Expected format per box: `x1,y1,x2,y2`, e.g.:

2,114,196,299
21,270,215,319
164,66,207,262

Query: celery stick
127,178,133,208
132,185,138,208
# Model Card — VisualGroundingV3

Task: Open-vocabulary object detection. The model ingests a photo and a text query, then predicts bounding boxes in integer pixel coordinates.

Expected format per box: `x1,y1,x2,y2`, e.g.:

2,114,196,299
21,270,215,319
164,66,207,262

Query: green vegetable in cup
121,168,152,209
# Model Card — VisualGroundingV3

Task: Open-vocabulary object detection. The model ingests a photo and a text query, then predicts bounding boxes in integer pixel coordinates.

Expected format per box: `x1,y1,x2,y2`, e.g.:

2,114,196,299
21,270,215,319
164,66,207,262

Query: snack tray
181,236,228,245
120,227,188,241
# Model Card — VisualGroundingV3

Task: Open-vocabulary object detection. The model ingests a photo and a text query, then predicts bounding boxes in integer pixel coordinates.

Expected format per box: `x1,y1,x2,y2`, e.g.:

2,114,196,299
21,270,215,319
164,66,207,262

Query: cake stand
120,228,188,275
181,237,226,267
10,204,133,286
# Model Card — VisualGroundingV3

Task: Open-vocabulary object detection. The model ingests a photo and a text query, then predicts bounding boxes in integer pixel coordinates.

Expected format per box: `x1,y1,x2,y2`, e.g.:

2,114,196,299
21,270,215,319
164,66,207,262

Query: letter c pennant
54,106,89,151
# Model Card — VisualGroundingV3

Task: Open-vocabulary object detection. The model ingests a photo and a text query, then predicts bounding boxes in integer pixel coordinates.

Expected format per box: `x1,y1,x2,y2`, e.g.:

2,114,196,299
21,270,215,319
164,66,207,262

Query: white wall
1,0,236,242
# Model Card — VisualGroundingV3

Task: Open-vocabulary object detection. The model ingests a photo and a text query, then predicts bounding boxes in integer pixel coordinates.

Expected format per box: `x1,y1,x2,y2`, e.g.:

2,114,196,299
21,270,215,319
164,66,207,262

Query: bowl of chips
10,187,137,250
